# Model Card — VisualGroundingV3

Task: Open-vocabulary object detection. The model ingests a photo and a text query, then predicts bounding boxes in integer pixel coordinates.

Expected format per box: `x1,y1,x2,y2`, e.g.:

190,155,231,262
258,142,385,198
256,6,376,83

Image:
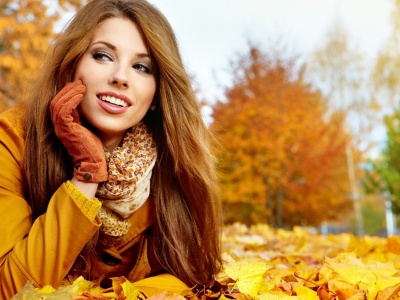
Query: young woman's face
74,17,156,149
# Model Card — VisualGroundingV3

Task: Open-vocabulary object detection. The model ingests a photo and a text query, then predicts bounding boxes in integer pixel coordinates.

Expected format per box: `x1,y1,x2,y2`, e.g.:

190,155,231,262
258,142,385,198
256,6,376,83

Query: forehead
91,17,148,52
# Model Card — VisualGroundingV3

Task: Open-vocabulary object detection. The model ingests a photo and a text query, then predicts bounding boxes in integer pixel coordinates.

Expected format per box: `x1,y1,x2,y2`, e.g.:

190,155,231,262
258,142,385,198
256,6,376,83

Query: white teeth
99,95,128,107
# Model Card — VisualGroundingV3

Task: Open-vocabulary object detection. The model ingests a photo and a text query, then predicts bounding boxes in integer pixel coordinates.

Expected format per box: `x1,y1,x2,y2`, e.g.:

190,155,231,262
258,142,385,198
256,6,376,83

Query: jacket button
83,172,92,181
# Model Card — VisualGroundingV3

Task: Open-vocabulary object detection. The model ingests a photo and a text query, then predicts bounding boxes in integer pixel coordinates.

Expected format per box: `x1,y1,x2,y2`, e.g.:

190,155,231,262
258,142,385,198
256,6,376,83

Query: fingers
50,80,86,113
58,94,84,122
71,107,82,125
51,80,84,102
50,80,86,125
51,93,83,125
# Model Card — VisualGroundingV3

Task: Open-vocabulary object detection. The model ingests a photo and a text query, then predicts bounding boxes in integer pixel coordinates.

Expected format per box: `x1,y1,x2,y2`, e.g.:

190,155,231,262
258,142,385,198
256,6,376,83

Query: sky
147,0,394,104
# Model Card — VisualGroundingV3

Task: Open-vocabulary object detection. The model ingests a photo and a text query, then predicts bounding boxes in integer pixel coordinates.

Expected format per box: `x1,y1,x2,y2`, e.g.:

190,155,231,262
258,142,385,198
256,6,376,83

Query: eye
92,51,113,62
133,63,152,74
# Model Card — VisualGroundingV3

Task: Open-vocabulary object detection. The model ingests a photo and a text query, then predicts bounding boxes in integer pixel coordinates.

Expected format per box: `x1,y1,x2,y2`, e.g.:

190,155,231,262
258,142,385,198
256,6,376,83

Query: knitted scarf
95,122,157,247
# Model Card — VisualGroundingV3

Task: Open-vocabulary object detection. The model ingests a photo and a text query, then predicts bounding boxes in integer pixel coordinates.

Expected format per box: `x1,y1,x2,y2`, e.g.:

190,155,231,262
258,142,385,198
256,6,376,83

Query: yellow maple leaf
294,285,319,300
256,291,301,300
121,280,141,299
387,236,400,255
71,276,93,294
366,275,400,300
35,285,56,294
71,276,103,295
11,281,76,300
320,252,400,299
224,261,268,297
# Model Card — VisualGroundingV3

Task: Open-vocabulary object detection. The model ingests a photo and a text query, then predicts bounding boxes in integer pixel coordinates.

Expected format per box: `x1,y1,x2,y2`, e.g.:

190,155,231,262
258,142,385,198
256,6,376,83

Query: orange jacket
0,106,187,299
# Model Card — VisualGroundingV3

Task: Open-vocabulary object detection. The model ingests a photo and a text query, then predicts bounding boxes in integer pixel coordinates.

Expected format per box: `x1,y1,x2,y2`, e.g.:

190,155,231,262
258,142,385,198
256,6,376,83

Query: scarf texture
95,122,157,247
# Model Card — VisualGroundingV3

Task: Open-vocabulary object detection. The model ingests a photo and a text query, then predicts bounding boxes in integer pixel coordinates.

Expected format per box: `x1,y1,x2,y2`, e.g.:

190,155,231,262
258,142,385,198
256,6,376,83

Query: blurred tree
0,0,84,110
361,0,400,232
360,194,386,236
362,109,400,234
364,110,400,213
373,0,400,115
211,44,354,227
304,22,377,236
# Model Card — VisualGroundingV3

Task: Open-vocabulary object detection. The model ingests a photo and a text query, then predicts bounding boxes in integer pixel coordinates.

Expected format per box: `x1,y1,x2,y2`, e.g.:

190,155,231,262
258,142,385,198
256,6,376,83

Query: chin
97,125,127,134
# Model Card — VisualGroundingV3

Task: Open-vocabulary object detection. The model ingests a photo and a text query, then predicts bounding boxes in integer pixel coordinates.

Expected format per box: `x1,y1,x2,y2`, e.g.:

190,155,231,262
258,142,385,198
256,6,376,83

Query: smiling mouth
99,95,128,107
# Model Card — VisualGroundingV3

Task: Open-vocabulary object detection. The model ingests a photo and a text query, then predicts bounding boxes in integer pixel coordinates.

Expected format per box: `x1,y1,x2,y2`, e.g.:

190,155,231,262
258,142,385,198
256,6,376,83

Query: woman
0,0,222,298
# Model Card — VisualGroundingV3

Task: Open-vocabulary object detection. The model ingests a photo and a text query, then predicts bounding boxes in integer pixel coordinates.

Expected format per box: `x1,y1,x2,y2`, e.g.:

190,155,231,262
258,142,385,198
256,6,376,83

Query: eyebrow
91,40,151,59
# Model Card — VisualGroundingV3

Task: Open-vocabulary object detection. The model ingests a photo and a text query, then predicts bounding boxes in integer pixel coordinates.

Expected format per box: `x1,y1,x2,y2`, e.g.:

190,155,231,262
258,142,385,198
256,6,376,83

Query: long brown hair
23,0,222,287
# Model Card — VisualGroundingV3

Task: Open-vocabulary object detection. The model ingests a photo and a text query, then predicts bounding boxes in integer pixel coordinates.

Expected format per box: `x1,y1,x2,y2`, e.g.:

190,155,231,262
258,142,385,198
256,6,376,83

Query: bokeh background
1,0,400,236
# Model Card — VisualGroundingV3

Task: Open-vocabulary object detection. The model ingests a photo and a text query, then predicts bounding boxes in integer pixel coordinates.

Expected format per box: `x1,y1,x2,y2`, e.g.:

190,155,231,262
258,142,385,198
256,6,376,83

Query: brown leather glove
50,80,108,183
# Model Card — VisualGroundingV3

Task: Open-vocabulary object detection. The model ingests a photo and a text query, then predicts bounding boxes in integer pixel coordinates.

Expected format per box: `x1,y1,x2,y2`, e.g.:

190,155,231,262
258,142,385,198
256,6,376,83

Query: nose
110,65,129,89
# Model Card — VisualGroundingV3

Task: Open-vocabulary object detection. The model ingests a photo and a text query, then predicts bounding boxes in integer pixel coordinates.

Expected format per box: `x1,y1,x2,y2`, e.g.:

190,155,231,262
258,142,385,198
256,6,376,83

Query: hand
50,80,108,183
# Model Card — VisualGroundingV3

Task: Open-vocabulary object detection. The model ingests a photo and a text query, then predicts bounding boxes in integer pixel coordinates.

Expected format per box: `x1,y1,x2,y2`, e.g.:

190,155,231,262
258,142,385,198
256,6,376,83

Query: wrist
74,161,108,182
70,177,99,199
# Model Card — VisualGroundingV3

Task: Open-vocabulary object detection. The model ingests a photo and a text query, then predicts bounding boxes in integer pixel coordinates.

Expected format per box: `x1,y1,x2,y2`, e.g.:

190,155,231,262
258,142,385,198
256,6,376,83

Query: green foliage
361,195,386,236
364,109,400,214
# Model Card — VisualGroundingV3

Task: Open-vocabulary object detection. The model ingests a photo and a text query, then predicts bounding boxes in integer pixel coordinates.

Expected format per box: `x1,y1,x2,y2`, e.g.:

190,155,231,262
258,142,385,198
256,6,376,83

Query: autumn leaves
15,224,400,299
220,223,400,300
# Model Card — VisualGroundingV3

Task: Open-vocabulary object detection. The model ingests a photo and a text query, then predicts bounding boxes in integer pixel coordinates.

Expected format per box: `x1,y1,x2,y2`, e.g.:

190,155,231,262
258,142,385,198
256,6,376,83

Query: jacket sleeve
0,107,101,299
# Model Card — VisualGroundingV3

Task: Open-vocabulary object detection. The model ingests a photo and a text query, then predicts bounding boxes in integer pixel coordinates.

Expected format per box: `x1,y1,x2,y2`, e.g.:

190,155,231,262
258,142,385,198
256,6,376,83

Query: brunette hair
23,0,222,287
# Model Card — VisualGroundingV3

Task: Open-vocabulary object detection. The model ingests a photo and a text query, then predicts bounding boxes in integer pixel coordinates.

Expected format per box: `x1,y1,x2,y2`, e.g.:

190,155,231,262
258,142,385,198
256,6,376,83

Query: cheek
73,65,85,82
73,59,90,83
146,81,157,103
74,69,85,84
77,94,94,123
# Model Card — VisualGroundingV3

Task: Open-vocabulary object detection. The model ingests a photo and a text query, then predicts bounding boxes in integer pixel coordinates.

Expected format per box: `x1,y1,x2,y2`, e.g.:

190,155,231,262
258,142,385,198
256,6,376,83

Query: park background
8,0,400,299
2,0,400,236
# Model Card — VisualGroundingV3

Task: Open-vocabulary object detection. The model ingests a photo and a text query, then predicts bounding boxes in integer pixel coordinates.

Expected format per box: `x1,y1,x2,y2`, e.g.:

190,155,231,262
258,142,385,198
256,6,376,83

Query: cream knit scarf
95,122,157,247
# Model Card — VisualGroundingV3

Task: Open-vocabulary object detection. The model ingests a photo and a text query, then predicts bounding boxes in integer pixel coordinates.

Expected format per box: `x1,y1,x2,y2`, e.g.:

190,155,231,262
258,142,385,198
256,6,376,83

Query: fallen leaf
223,261,267,297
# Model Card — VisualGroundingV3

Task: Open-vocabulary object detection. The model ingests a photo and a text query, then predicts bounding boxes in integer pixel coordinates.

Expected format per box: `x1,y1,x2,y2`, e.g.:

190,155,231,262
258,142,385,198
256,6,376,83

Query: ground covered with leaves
12,223,400,300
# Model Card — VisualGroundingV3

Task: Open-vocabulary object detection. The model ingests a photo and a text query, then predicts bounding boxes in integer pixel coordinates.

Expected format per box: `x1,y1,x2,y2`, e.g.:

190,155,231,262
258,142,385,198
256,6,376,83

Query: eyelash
92,51,111,61
133,63,152,74
92,51,152,74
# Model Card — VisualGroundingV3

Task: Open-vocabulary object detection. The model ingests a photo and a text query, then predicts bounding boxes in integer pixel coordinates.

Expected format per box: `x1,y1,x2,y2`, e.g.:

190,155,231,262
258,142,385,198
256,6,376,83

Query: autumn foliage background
2,0,400,234
6,0,400,299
